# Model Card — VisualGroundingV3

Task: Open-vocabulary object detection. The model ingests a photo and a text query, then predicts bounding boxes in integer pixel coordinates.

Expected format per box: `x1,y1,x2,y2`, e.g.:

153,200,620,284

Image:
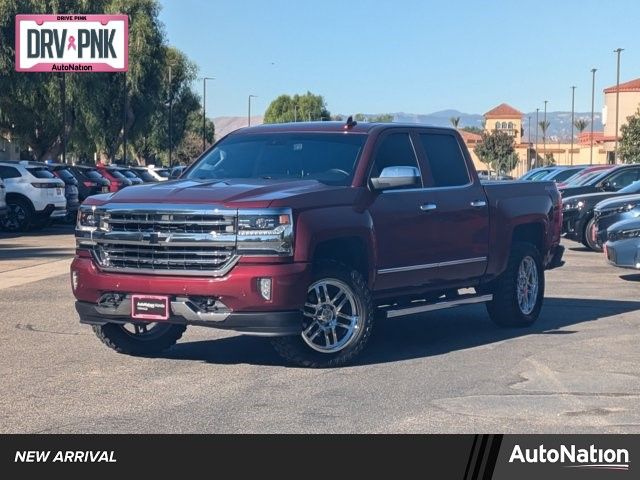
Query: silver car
605,217,640,269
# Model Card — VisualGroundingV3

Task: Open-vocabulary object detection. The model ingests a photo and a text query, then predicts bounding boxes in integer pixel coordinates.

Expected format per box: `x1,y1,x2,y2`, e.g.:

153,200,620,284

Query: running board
384,294,493,319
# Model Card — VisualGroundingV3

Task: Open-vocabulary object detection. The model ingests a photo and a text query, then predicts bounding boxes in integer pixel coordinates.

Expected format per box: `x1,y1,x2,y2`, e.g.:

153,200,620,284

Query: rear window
419,133,470,187
0,166,21,179
54,168,76,182
120,170,138,179
134,170,156,182
27,167,56,179
155,169,170,178
107,169,128,181
81,169,105,181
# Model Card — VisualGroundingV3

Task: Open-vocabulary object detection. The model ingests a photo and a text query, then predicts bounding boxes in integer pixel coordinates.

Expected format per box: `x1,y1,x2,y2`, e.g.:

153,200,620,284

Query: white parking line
0,258,71,290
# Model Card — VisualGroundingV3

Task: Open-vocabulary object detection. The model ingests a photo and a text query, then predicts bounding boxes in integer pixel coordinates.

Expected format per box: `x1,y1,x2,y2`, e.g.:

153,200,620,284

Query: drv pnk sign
15,14,128,72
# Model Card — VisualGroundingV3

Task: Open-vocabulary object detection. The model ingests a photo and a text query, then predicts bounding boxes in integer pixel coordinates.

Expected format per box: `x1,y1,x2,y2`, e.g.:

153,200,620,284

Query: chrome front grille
106,212,235,234
94,243,237,272
88,205,239,276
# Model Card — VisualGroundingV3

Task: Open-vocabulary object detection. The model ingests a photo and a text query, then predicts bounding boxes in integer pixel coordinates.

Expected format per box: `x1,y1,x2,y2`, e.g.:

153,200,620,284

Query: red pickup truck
72,121,564,367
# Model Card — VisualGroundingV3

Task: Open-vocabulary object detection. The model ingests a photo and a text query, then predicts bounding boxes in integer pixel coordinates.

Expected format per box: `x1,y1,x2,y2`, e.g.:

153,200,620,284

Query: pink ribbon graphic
67,35,77,50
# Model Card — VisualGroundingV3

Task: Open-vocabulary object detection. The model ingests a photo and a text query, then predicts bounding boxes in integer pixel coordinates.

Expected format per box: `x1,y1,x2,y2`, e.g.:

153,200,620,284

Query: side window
0,166,21,179
607,169,640,189
419,133,470,187
370,133,421,185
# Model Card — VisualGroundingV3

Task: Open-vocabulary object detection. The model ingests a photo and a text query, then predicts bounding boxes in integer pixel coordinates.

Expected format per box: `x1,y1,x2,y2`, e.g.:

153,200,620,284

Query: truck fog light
258,278,272,301
71,271,79,291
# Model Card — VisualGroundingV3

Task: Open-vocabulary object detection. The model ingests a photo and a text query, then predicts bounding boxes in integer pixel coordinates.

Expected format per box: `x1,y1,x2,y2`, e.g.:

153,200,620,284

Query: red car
72,121,563,367
95,164,133,192
556,164,614,189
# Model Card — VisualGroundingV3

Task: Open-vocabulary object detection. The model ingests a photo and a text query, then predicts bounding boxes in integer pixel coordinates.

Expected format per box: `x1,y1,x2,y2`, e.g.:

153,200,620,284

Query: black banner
0,435,636,478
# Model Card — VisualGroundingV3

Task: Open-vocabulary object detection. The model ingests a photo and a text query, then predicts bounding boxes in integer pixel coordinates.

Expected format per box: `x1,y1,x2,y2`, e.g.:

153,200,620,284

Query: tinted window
120,170,138,179
134,170,157,182
26,167,56,179
419,133,469,187
619,180,640,194
551,168,582,182
188,133,366,186
370,133,420,181
107,169,128,181
0,166,21,179
155,169,170,178
606,169,640,189
54,168,76,182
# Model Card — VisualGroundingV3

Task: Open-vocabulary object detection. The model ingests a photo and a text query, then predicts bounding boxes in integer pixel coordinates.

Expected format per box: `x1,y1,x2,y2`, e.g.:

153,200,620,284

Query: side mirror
370,166,420,191
600,180,616,192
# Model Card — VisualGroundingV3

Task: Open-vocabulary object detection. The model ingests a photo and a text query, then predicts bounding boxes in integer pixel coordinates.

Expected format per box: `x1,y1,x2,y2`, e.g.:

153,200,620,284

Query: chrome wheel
517,256,539,315
301,279,361,353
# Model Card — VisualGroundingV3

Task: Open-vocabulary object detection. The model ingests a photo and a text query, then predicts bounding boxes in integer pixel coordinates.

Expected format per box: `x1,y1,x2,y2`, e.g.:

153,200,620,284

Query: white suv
0,161,67,231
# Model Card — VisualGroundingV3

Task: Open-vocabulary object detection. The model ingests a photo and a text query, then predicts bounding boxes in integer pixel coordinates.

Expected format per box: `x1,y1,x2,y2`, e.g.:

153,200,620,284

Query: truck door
368,130,446,291
414,131,490,282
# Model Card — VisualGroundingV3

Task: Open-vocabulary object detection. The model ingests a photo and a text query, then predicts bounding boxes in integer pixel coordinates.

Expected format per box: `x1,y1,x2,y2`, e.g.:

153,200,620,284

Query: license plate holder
131,295,170,321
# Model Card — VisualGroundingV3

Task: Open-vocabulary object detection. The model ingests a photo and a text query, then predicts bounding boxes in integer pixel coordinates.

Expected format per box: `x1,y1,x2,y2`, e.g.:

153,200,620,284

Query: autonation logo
509,444,630,471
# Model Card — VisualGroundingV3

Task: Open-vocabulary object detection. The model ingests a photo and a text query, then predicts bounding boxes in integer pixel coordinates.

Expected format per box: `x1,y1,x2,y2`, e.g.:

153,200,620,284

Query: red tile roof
458,130,482,143
604,78,640,94
484,103,523,119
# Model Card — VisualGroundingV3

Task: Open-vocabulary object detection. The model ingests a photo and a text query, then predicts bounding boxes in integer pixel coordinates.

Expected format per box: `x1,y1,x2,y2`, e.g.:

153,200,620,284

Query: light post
534,108,539,168
590,68,597,165
527,115,531,173
248,95,257,126
168,66,173,168
202,77,215,152
613,48,624,163
543,100,548,163
570,86,576,165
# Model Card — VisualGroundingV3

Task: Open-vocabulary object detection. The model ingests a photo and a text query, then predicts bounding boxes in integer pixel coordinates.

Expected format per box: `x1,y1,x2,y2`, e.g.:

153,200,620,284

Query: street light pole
590,68,597,165
534,108,539,168
168,66,173,168
202,77,214,152
570,86,576,165
527,115,531,173
543,100,548,163
613,48,624,163
248,95,257,126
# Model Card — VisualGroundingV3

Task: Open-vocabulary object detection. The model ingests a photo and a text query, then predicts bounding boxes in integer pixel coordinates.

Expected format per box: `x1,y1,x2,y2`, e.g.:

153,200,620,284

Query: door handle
419,203,437,212
470,200,487,208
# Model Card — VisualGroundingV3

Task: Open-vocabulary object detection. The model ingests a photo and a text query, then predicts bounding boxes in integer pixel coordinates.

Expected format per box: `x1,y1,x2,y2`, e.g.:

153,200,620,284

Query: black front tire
485,242,544,328
1,199,33,232
271,261,374,368
92,323,186,356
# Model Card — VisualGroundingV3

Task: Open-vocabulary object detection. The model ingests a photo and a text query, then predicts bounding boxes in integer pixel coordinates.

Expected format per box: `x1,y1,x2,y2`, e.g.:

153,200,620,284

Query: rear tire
582,217,602,252
485,242,544,328
1,198,33,232
92,322,186,356
271,261,374,368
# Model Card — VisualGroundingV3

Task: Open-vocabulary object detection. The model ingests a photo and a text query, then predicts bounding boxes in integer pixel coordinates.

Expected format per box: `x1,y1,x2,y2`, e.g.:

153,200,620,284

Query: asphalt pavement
0,227,639,433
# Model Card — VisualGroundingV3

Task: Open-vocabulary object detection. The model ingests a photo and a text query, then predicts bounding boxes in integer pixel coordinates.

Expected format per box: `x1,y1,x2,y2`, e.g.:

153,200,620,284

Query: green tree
474,130,519,175
619,109,640,164
264,92,330,123
539,120,550,139
449,116,460,128
574,118,589,134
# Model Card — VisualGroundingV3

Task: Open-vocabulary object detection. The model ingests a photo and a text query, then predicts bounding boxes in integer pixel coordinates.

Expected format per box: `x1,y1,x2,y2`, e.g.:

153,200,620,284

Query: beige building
602,77,640,161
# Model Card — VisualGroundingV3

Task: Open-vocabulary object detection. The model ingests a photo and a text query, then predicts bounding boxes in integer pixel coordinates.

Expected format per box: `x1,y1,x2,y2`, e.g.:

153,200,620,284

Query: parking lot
0,226,639,433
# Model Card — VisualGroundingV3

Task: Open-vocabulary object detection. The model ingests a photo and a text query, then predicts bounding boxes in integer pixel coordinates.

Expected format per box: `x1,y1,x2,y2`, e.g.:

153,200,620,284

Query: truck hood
88,178,360,210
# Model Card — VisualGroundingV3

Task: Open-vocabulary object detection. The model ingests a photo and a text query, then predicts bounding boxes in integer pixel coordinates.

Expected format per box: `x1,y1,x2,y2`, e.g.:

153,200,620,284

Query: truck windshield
186,133,367,186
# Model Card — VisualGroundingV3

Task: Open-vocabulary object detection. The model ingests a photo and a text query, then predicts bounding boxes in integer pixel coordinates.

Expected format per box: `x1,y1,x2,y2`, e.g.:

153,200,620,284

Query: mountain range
214,110,603,142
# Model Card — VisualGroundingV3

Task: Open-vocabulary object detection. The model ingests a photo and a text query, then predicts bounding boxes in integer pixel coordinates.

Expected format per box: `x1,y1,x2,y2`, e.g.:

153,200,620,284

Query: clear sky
159,0,640,117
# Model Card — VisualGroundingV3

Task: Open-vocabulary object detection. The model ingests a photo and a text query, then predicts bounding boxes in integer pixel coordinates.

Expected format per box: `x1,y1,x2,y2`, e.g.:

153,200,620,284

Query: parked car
115,167,144,185
559,164,640,197
72,122,564,367
593,193,640,249
604,217,640,270
0,161,66,231
130,166,159,182
542,166,587,183
519,166,564,181
143,164,170,182
169,165,186,179
557,165,613,189
96,164,133,192
68,166,111,200
43,163,81,222
562,180,640,251
0,178,7,219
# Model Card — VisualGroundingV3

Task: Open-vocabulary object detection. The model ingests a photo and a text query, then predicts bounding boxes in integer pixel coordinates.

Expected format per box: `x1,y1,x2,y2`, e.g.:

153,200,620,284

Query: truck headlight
237,209,293,256
76,205,99,232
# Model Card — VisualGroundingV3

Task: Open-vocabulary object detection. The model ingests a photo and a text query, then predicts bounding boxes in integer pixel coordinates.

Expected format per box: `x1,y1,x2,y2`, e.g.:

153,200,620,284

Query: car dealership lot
0,228,639,433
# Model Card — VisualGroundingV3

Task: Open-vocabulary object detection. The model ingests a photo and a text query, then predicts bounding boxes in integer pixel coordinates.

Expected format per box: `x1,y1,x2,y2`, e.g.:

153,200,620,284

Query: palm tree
539,120,550,137
574,118,589,134
449,117,460,128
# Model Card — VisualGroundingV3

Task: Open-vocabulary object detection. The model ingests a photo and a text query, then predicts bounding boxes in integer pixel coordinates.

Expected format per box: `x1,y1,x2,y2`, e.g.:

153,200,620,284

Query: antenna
344,116,357,129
